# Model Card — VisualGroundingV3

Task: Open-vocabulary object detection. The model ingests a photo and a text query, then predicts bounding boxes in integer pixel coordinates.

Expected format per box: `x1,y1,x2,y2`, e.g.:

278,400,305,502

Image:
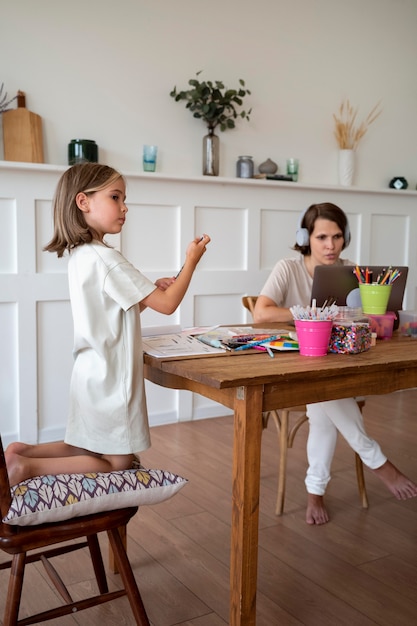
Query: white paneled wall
1,162,417,446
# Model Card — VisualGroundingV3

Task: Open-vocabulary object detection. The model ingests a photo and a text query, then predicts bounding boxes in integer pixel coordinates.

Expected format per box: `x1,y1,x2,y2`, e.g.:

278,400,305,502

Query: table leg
230,385,264,626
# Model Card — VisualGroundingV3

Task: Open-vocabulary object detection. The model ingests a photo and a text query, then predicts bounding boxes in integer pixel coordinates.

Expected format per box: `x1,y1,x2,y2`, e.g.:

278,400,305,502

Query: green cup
359,283,392,315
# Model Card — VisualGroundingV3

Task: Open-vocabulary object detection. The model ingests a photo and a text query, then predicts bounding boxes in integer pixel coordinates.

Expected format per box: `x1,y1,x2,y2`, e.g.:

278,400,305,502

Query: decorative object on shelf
203,128,219,176
258,158,278,175
338,149,355,186
68,139,98,165
170,71,251,176
333,98,382,186
2,90,44,163
236,155,254,178
389,176,408,190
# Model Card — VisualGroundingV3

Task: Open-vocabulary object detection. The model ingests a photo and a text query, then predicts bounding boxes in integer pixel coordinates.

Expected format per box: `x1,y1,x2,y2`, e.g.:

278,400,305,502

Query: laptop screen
311,265,408,316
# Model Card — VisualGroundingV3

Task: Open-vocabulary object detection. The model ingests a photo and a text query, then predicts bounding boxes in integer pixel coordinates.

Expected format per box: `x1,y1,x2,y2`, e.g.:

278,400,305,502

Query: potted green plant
170,71,251,176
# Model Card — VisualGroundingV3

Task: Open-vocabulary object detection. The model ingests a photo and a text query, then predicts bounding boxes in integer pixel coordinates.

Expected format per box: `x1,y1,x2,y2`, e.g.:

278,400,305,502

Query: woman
254,202,417,524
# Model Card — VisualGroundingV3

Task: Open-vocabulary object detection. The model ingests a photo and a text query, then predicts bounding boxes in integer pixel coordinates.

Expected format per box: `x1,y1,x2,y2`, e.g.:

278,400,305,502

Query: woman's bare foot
306,493,330,525
372,460,417,500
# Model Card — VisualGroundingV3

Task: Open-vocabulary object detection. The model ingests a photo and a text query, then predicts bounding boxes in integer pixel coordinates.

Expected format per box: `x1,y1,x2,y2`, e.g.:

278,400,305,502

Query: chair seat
0,506,138,554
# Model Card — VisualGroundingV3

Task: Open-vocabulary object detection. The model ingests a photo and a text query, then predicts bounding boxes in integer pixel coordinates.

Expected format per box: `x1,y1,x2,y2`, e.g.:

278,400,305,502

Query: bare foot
372,460,417,500
306,493,330,525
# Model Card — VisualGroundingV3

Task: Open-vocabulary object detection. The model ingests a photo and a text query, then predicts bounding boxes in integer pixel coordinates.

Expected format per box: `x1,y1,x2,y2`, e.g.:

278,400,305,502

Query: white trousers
305,398,387,495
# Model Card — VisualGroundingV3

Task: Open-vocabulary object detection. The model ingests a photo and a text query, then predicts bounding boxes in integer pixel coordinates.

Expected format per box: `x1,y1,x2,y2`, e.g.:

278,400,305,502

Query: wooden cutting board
2,91,44,163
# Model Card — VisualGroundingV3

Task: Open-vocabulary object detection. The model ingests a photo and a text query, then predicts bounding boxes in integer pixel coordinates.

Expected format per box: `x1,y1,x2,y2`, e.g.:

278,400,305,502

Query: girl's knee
104,454,135,472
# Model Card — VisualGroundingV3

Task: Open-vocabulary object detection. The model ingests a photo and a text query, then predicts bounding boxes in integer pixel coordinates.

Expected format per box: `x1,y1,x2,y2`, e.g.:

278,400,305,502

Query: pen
175,236,205,278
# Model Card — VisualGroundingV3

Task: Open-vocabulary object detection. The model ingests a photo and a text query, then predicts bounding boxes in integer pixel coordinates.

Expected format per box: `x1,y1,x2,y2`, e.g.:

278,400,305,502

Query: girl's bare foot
5,449,30,487
372,460,417,500
306,493,330,525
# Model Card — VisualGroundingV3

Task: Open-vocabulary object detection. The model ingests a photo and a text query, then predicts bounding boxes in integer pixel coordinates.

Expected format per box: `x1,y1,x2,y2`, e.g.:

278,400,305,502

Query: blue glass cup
143,145,158,172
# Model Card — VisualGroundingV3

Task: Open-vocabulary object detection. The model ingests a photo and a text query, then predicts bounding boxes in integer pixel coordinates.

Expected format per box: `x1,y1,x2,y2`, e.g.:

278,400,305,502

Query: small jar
68,139,98,165
236,156,254,178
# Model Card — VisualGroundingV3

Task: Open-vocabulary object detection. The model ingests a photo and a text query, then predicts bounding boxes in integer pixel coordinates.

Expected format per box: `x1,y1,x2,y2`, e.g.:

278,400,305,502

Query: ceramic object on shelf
389,176,408,190
258,158,278,175
68,139,98,165
338,149,355,186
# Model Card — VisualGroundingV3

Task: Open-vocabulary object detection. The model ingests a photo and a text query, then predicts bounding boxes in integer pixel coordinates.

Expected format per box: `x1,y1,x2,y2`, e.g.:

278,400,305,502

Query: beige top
260,255,353,307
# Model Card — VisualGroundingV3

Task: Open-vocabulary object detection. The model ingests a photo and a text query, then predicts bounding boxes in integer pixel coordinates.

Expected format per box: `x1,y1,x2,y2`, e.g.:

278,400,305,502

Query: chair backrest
0,435,14,536
242,295,258,320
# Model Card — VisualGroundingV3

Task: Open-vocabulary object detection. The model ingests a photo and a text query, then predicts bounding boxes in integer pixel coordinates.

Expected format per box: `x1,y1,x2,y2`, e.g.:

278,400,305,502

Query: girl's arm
253,295,293,324
139,277,175,312
141,235,210,315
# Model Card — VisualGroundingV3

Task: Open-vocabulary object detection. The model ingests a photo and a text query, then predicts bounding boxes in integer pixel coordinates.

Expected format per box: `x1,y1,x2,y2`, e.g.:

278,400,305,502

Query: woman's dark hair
43,163,124,258
293,202,349,256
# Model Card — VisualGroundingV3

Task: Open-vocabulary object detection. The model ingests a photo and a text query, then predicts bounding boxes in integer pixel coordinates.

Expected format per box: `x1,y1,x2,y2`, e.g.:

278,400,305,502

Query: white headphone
295,206,351,247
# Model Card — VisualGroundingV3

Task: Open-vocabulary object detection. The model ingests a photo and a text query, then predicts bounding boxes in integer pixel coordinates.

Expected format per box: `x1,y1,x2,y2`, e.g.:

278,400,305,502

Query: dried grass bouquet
333,99,382,150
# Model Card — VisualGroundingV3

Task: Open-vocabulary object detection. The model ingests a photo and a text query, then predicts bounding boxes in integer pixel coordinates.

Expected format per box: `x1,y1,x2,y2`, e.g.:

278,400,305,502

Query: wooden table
144,333,417,626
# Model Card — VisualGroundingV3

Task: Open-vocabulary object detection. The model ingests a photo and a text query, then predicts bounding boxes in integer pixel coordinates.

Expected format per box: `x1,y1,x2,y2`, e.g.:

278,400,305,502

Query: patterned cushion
3,467,187,526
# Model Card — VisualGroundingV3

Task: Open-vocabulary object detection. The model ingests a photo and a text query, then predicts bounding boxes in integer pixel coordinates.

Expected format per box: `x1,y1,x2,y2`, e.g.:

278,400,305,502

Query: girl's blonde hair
44,163,124,257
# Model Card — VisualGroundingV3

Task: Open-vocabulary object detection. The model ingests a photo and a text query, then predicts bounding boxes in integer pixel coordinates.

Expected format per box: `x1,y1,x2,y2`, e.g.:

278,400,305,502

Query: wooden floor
1,390,417,625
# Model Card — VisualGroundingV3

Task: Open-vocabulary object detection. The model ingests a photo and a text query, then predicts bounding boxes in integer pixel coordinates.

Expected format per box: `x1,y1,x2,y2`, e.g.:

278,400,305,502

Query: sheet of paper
142,332,225,358
142,324,182,337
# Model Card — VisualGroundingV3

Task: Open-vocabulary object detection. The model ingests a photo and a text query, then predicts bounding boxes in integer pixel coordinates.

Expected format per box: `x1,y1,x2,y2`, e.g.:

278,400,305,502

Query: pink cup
294,319,333,356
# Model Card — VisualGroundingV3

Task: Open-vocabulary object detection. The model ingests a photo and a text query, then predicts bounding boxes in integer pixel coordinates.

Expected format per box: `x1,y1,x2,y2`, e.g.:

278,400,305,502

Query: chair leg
107,526,150,626
109,524,127,574
268,408,308,516
355,452,369,508
276,410,289,516
3,552,26,626
87,533,109,593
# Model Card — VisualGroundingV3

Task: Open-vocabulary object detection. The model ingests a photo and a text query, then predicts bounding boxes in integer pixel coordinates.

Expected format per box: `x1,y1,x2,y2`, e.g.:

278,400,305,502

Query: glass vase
202,128,219,176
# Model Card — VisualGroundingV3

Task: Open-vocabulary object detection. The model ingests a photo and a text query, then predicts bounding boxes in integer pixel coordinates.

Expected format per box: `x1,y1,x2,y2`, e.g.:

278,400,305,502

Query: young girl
6,163,211,486
254,202,417,524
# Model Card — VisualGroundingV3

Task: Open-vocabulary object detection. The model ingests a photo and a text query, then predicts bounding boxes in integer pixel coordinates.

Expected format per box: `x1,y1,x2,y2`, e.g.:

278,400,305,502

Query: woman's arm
253,294,293,324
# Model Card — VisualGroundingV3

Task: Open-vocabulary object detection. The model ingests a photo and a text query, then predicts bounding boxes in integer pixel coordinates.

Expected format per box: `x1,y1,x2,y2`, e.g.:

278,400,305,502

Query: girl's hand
155,277,176,291
141,234,211,315
185,234,211,265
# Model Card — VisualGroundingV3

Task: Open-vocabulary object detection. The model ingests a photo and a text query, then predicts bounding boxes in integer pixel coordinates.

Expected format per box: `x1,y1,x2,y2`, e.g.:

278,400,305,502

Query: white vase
338,149,355,186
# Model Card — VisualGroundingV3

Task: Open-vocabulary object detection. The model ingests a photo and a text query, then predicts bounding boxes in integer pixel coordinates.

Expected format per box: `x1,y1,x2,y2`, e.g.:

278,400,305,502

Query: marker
252,345,274,358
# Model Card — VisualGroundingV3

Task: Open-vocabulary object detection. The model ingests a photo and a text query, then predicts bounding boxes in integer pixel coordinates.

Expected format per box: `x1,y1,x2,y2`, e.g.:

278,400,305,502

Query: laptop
311,265,408,327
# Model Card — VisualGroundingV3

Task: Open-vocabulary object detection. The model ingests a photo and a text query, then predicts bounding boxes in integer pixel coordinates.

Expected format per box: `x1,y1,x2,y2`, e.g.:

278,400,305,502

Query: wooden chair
242,295,369,515
0,435,150,626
